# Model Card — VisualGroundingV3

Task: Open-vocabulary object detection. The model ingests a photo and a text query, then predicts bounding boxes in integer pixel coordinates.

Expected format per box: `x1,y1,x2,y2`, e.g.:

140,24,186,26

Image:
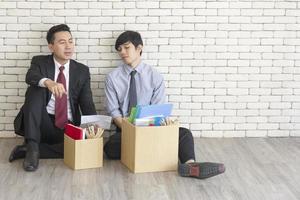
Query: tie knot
59,66,65,71
130,70,137,76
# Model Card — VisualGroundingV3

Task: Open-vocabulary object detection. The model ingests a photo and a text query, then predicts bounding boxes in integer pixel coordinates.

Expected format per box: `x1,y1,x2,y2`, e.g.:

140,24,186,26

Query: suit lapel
45,55,55,103
47,55,55,81
69,60,77,93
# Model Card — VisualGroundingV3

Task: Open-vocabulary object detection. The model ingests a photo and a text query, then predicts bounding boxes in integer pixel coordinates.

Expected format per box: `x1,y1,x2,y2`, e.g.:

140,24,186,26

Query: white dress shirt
38,57,73,121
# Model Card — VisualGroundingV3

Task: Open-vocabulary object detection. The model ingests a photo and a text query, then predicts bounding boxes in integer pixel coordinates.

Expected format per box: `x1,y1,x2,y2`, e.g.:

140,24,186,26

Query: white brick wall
0,0,300,138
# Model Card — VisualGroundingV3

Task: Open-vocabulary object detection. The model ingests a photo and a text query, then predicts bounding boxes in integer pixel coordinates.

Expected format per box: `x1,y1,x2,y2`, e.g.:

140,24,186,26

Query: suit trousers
22,86,64,158
104,126,196,163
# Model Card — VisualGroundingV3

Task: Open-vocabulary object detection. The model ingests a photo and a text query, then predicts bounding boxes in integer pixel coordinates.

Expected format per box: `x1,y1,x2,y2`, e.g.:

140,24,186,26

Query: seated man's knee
24,87,47,107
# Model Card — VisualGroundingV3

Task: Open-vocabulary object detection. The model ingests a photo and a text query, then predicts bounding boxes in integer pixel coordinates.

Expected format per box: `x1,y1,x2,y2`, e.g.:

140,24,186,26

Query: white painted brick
172,9,194,16
31,9,54,16
183,16,205,23
264,24,285,31
169,67,192,74
192,81,213,88
1,17,17,23
219,24,240,31
218,9,240,16
275,2,297,9
102,9,124,16
215,110,236,116
181,88,203,95
195,9,217,16
169,95,191,102
229,32,251,39
227,88,248,95
263,9,285,16
125,9,148,16
183,2,205,8
192,96,214,103
206,31,228,38
269,117,290,123
260,109,281,116
149,24,171,31
229,16,251,23
249,88,271,95
201,131,223,138
224,131,246,137
89,2,112,9
137,1,159,8
247,117,268,123
195,24,218,31
191,124,212,131
241,24,263,31
159,31,181,38
268,130,290,137
252,31,273,38
41,2,64,9
89,17,112,24
253,2,274,8
137,17,159,23
258,123,279,130
264,93,286,101
213,123,234,130
149,9,171,16
203,103,224,109
270,102,291,109
246,131,267,137
113,2,135,8
208,2,229,8
172,24,194,31
0,1,299,138
160,16,182,23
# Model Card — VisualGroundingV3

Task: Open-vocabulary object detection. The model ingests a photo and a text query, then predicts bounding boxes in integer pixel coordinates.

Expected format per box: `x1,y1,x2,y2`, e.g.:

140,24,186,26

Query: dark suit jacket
14,55,96,135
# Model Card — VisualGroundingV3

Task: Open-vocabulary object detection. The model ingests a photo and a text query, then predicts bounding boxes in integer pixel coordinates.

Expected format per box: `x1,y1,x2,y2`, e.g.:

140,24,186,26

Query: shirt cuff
110,110,122,118
38,78,49,87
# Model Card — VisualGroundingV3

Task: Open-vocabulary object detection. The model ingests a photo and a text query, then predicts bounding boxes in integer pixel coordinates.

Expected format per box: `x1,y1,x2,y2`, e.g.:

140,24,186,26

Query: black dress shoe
23,145,39,172
9,144,27,162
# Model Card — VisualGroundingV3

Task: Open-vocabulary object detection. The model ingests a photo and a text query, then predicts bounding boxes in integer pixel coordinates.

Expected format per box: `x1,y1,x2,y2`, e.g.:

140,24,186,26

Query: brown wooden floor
0,137,299,200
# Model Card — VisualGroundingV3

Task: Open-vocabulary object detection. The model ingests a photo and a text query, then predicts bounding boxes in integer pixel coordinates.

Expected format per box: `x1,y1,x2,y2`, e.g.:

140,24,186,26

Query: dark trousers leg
22,86,64,158
104,126,196,163
178,127,196,163
104,127,121,159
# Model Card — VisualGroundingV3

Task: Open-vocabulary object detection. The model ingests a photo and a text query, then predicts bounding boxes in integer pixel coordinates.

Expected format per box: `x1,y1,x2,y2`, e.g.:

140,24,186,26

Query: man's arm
78,67,96,115
26,56,66,98
150,72,166,104
105,75,123,128
113,117,123,129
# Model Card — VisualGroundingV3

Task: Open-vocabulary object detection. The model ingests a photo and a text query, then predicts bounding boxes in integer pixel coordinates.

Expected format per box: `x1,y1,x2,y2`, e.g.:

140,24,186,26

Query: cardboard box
64,134,103,170
121,119,179,173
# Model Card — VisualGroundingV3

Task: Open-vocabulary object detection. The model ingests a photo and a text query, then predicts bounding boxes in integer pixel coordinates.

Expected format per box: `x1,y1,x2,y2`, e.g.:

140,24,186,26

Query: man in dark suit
9,24,96,172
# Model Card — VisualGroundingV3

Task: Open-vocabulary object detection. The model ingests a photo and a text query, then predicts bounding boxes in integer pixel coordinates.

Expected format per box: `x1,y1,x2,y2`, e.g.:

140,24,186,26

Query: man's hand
44,79,67,98
113,117,123,129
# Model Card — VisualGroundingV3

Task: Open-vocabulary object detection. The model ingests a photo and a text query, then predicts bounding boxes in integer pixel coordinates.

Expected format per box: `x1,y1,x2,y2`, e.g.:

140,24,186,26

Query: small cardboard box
64,134,103,170
121,119,179,173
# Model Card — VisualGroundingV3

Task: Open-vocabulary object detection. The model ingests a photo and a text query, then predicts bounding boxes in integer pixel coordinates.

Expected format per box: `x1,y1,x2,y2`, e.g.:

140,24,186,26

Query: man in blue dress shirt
104,31,225,179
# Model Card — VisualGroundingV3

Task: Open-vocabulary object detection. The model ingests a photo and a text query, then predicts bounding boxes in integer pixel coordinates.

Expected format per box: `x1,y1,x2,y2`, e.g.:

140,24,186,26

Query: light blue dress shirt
105,61,165,118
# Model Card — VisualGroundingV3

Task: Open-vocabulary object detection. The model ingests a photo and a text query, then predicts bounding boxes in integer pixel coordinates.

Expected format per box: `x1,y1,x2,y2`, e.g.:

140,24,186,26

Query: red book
65,123,84,140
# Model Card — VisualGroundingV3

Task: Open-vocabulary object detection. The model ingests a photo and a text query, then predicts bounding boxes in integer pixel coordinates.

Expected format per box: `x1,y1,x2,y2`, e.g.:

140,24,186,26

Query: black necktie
128,70,137,114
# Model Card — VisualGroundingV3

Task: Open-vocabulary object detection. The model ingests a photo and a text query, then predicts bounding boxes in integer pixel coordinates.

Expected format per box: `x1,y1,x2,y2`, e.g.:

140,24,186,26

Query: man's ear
137,44,143,52
48,44,54,53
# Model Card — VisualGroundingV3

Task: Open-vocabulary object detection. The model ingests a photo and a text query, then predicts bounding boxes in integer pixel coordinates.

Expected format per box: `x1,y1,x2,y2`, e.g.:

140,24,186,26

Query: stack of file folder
128,103,173,126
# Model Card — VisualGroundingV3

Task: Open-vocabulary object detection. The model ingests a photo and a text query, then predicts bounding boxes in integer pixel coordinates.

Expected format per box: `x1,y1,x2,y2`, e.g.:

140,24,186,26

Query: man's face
117,42,142,68
48,31,74,64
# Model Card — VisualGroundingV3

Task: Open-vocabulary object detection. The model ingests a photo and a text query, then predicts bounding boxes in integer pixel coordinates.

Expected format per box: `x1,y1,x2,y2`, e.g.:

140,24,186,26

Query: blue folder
135,104,173,119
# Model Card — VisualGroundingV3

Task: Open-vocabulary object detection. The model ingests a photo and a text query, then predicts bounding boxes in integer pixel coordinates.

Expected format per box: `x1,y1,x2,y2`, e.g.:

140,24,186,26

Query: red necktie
55,66,68,129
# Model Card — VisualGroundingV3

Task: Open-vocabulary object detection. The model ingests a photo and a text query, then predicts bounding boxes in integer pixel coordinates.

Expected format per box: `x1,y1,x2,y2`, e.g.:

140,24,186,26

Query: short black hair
115,31,143,55
46,24,71,44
